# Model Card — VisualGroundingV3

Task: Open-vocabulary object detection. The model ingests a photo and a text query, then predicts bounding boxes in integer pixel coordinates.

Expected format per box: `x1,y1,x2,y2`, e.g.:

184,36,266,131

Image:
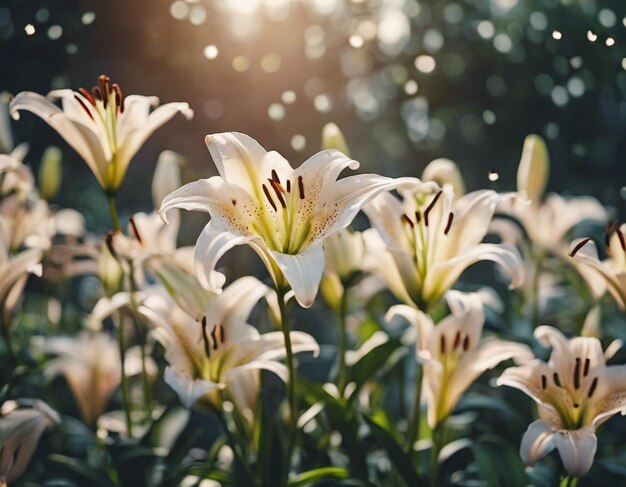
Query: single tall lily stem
276,286,297,473
429,422,445,487
337,287,349,395
406,365,423,456
106,193,133,437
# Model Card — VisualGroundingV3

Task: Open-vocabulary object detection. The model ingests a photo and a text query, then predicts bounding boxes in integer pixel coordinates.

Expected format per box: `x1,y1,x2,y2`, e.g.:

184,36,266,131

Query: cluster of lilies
0,76,624,486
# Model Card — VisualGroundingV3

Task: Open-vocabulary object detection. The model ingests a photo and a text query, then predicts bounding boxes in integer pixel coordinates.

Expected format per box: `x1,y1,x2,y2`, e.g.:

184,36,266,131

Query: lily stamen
423,190,442,226
74,95,94,120
262,183,278,212
573,358,581,389
200,316,211,359
286,180,291,193
583,358,590,376
268,179,287,208
210,324,219,350
444,212,454,235
297,175,305,199
401,214,414,228
553,372,562,387
569,237,591,257
129,217,143,244
588,377,598,398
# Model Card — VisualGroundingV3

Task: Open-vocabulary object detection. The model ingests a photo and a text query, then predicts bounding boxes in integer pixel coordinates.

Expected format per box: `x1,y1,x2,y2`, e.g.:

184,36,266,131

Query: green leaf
473,435,528,487
348,338,405,401
288,467,349,486
47,454,115,487
362,415,421,486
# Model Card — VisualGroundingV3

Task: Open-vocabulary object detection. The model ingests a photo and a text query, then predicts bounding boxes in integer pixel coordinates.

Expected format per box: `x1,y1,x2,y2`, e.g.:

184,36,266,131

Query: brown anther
200,317,211,358
78,88,95,106
271,169,280,183
129,217,143,244
583,358,590,377
286,180,291,193
462,335,470,351
423,190,442,227
105,231,118,259
91,86,102,100
112,83,124,112
401,214,414,228
219,324,225,343
617,228,626,251
99,75,110,108
444,212,454,236
210,324,219,350
553,372,562,387
414,210,422,224
298,176,305,199
262,184,277,211
569,238,591,257
268,179,287,208
74,95,94,120
541,374,547,390
573,357,581,389
588,377,598,398
440,335,446,354
573,403,580,408
453,331,461,349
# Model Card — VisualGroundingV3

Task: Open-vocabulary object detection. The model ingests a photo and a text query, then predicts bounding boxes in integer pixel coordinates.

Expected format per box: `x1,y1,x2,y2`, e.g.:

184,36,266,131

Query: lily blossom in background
137,276,319,419
387,291,533,427
363,180,523,310
0,399,60,485
569,222,626,310
159,131,407,307
499,135,607,253
497,326,626,477
10,75,193,193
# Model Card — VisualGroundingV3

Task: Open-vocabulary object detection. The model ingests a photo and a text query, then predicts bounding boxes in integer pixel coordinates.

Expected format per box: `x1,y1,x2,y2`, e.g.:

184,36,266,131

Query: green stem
337,287,349,396
116,312,133,438
406,363,423,456
561,476,580,487
276,286,297,479
107,192,122,232
128,267,153,422
429,421,445,487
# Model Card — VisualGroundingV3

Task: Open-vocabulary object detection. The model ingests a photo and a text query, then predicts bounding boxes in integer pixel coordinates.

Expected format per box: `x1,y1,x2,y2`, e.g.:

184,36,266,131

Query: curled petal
163,367,222,409
520,420,556,468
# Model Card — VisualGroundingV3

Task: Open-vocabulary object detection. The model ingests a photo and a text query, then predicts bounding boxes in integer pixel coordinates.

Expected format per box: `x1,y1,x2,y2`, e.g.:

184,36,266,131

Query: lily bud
99,239,123,295
517,134,549,204
0,91,14,154
38,146,62,201
321,123,350,156
422,158,466,197
320,272,344,311
323,229,365,282
152,150,183,209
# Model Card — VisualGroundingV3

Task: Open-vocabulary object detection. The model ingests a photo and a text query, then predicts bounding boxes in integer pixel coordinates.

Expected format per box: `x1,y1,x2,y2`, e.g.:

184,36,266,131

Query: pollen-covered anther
129,217,143,244
200,316,211,358
588,377,598,398
262,183,278,212
112,83,124,113
210,324,219,350
78,88,96,106
74,95,94,120
440,334,446,354
401,214,414,228
423,190,443,227
268,178,287,208
574,357,581,389
99,75,111,108
298,175,305,199
553,372,562,387
569,237,591,257
453,331,461,349
444,212,454,235
541,374,547,389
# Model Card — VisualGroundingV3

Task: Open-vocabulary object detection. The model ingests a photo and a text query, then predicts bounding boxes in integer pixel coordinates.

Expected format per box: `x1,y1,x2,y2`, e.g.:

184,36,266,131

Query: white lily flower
0,399,60,485
387,291,533,427
137,277,319,418
10,75,193,193
363,181,523,310
0,219,42,322
497,326,626,477
44,332,152,426
159,132,406,307
569,223,626,309
500,135,606,252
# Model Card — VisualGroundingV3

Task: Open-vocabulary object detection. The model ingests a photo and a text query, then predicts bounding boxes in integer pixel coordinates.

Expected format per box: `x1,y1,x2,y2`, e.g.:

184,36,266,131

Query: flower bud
323,229,365,281
38,146,62,201
152,150,182,209
321,123,350,156
517,134,549,204
422,158,466,197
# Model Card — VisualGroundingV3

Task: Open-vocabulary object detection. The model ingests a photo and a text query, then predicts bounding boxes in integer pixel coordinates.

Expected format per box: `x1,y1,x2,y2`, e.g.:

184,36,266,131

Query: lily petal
269,245,324,308
164,366,222,409
554,428,597,477
519,419,556,467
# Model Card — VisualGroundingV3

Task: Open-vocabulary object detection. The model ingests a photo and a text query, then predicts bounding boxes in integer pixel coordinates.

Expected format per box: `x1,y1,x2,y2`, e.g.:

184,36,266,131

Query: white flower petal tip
520,420,556,468
422,158,466,196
